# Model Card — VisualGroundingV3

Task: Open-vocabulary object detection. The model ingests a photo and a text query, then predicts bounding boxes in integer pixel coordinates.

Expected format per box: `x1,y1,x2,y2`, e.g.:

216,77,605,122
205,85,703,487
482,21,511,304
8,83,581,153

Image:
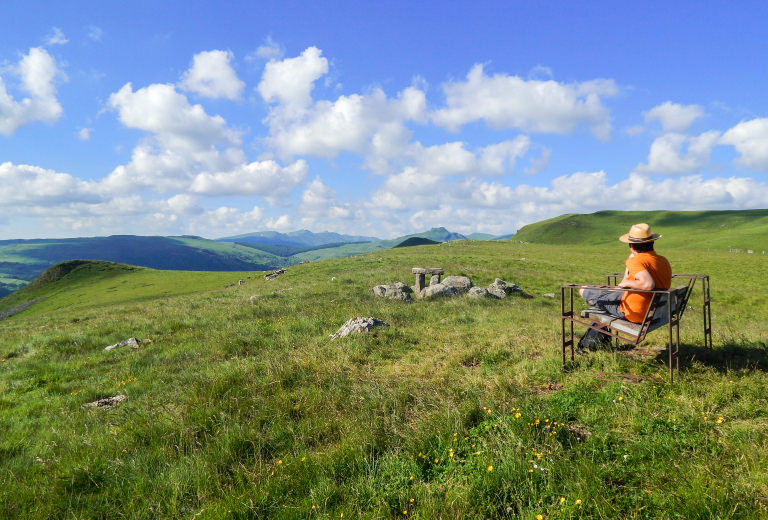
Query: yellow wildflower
487,465,493,472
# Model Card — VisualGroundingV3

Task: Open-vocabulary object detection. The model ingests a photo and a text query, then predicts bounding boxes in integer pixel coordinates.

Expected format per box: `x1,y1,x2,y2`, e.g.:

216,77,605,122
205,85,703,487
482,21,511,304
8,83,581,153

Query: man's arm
619,269,654,290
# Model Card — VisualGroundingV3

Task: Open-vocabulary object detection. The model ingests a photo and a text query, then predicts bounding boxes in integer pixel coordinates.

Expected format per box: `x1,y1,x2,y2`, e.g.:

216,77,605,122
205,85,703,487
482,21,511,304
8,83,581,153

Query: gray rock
330,317,390,340
468,286,495,299
83,395,128,409
487,287,507,299
423,283,460,299
441,275,473,293
104,338,140,351
371,281,413,302
543,293,556,298
429,274,441,286
488,278,521,295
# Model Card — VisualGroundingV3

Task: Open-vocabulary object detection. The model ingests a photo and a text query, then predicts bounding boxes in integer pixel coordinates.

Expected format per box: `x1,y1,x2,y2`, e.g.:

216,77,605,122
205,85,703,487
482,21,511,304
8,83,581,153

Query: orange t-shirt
619,251,672,323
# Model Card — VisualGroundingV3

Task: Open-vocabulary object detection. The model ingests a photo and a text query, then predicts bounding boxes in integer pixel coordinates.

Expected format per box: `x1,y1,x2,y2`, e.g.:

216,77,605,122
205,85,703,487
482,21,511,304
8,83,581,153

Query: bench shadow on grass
652,340,768,374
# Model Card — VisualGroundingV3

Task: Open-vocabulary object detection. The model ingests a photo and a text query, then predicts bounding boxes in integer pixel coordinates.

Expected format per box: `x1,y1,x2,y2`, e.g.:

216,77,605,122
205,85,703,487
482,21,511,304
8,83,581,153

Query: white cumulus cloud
644,101,704,132
179,50,245,100
104,82,244,193
634,131,720,176
720,118,768,171
0,162,102,206
190,159,308,201
0,47,64,135
258,46,328,114
411,136,530,177
431,64,617,140
298,177,357,224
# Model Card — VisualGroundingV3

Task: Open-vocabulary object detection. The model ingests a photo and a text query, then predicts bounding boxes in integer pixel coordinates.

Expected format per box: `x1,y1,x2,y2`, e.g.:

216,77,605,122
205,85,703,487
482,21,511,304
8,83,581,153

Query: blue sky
2,1,768,240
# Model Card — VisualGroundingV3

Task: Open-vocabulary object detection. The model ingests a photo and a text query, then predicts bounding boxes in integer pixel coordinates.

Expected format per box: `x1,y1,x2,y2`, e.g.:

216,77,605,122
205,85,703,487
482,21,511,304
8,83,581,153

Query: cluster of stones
265,268,287,280
372,267,521,302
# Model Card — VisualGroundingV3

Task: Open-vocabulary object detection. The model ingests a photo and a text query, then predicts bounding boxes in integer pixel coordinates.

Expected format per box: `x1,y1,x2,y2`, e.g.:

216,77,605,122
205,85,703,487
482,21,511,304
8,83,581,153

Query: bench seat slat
579,284,688,340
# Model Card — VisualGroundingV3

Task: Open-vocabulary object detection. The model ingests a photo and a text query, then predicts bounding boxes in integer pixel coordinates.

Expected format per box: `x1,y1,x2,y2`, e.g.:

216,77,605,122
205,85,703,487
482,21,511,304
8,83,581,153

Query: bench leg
702,276,712,349
561,287,575,367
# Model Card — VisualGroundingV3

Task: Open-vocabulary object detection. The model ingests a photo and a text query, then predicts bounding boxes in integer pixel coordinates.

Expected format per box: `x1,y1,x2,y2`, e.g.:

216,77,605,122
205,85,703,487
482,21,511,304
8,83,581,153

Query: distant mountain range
218,230,379,247
0,227,507,297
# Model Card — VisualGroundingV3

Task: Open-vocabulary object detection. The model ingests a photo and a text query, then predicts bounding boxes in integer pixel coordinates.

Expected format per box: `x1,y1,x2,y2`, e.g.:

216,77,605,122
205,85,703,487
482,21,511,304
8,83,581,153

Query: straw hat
619,223,662,243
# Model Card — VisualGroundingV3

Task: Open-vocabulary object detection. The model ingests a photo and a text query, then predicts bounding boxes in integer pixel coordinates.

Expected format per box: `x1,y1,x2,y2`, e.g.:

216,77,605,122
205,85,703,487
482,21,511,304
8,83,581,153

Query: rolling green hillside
1,241,767,518
0,260,252,318
393,237,441,248
0,235,284,297
513,209,768,250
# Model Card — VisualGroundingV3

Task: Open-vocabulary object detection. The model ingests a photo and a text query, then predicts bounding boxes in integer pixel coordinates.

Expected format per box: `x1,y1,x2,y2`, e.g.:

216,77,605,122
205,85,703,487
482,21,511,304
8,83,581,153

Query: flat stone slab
412,267,444,275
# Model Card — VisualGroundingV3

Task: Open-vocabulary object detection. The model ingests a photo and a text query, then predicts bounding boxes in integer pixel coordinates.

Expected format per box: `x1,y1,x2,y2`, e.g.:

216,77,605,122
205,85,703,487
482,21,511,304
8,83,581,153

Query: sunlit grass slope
0,260,252,317
514,209,768,250
1,241,767,519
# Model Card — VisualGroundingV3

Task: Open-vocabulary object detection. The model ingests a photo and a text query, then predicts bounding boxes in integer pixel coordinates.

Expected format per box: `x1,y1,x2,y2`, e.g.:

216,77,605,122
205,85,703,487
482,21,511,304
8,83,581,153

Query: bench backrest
649,284,690,326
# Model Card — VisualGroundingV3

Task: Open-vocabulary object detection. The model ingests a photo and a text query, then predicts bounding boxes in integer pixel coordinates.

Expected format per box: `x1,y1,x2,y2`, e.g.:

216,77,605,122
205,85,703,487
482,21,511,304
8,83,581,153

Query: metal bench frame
560,274,711,382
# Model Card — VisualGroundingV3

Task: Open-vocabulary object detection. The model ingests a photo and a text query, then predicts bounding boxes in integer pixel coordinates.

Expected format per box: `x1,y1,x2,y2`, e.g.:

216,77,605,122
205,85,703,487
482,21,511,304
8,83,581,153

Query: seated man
580,223,672,323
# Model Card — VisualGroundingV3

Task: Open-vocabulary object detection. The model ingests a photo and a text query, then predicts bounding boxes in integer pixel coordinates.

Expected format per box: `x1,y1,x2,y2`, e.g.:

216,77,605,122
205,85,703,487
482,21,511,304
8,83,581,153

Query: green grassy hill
2,240,767,518
513,209,768,251
0,260,253,318
393,237,441,248
0,235,284,297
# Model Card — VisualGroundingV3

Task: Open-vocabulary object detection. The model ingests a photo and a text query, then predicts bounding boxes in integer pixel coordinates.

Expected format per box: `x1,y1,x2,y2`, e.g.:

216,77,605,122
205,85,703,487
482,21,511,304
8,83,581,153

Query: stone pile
265,268,287,280
372,275,521,301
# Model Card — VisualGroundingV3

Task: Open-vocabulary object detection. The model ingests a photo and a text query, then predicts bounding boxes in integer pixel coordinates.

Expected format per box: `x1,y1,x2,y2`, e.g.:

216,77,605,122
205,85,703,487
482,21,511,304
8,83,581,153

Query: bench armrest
561,283,672,295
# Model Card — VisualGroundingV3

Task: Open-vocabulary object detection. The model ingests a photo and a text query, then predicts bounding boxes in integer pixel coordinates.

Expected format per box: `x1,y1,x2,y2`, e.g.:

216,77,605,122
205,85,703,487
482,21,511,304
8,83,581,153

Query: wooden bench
560,274,711,381
412,267,444,293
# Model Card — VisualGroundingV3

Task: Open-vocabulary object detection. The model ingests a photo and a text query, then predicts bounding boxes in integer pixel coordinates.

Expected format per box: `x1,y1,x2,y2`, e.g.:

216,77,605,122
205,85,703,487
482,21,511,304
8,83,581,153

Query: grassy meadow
1,240,767,519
